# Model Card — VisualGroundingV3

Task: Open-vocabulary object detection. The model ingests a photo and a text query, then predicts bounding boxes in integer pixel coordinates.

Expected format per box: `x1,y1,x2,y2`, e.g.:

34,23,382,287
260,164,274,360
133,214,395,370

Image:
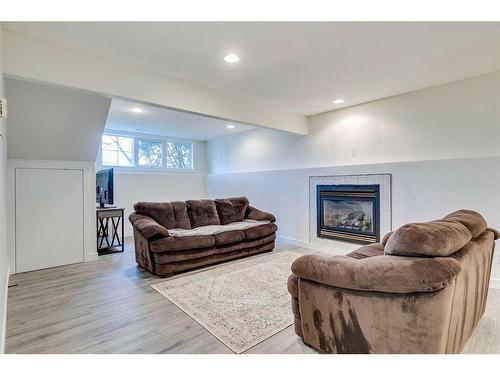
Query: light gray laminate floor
5,238,500,354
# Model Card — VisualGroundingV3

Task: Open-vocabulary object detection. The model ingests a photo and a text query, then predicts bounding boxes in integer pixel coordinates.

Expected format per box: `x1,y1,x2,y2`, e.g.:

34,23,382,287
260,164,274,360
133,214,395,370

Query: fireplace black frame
317,184,380,244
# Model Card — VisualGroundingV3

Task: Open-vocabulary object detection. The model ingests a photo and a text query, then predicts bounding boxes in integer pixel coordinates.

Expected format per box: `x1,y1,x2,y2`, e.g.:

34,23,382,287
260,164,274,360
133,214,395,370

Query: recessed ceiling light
131,107,144,113
333,99,345,104
224,54,240,63
227,124,235,129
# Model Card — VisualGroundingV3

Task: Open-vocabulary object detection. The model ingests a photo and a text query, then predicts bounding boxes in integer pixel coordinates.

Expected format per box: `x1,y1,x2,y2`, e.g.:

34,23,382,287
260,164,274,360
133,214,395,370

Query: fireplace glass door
317,185,380,244
322,198,374,234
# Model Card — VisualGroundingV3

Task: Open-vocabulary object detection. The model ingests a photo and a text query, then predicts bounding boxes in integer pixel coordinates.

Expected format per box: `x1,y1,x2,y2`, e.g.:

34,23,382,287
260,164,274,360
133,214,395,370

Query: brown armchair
288,210,497,353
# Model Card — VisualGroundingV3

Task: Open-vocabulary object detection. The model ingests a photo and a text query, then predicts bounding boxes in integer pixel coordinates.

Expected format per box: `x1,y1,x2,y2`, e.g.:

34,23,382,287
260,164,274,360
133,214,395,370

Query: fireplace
317,184,380,244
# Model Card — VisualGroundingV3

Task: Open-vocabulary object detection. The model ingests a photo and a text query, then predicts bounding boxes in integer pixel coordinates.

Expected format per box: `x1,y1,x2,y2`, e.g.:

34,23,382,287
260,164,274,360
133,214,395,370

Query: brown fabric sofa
129,197,277,277
288,209,499,353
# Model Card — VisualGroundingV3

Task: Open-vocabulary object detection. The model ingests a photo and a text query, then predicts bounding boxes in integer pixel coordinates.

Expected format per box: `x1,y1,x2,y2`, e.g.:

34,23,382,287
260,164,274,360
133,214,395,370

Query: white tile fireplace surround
309,174,392,253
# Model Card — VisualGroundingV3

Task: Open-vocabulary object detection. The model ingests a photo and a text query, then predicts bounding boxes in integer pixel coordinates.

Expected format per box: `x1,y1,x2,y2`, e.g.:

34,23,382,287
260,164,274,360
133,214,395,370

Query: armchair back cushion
134,201,191,230
214,197,249,225
443,209,487,238
186,199,220,228
385,220,472,257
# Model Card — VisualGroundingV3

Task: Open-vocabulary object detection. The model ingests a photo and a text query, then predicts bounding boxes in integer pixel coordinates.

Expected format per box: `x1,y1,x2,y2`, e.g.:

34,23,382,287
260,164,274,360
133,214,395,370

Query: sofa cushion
244,223,278,240
150,235,215,253
214,197,249,225
443,209,487,238
186,199,220,228
213,230,245,245
153,242,245,264
385,219,472,257
244,233,276,248
134,201,191,230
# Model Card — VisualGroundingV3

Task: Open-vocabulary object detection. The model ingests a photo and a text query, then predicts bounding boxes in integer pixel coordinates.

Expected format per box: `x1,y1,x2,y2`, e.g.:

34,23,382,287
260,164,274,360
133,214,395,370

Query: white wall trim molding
0,265,9,354
2,30,307,135
7,159,97,273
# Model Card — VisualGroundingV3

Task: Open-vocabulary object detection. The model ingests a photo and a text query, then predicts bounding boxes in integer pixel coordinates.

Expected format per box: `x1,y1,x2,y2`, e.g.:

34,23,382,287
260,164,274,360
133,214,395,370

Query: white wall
113,140,208,236
5,78,111,161
0,25,10,354
208,72,500,174
2,30,307,135
206,72,500,285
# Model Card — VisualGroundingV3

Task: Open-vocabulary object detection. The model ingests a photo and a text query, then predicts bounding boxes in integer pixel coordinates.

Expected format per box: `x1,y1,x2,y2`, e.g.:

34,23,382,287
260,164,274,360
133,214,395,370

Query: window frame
97,131,196,174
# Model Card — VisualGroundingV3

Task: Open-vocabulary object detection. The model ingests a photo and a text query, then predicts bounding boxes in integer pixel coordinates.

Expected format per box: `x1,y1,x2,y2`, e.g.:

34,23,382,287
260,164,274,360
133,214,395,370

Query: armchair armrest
246,206,276,222
291,254,460,294
488,227,500,240
129,213,169,240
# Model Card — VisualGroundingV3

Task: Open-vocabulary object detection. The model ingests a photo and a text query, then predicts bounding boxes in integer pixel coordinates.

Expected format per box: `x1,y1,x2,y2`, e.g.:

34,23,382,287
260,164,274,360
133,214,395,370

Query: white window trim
97,130,196,174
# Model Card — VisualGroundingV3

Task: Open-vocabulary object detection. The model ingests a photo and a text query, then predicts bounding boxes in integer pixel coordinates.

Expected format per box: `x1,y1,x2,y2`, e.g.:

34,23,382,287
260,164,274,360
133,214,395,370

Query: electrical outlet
352,149,357,157
0,97,7,119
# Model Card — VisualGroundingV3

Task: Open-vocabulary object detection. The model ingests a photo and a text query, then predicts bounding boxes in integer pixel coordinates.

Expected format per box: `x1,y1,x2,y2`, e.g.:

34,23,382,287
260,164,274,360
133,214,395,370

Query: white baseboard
85,252,99,262
277,235,311,248
1,265,10,354
277,235,346,255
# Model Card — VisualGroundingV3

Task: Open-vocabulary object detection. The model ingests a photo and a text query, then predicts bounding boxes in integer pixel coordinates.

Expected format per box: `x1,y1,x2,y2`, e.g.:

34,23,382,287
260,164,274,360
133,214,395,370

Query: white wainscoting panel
15,168,84,272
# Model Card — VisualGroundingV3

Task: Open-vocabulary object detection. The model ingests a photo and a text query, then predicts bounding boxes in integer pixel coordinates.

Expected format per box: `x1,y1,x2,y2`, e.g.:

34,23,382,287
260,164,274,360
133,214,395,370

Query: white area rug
151,251,302,353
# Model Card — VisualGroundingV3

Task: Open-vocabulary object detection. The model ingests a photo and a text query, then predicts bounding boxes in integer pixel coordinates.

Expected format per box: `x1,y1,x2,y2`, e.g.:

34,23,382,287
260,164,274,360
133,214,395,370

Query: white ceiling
4,22,500,115
105,99,255,140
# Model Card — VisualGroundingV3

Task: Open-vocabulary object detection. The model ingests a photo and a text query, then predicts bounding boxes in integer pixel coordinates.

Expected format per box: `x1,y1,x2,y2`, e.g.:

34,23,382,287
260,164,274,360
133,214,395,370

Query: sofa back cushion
385,219,472,257
443,209,487,238
186,199,221,228
133,201,191,230
214,197,249,225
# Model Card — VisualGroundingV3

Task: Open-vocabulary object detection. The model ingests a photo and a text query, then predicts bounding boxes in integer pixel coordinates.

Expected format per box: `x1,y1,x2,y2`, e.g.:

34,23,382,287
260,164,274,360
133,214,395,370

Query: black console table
96,207,124,255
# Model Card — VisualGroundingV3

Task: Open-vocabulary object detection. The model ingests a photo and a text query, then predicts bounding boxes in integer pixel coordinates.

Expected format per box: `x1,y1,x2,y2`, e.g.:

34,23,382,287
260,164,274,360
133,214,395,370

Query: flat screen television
96,168,114,208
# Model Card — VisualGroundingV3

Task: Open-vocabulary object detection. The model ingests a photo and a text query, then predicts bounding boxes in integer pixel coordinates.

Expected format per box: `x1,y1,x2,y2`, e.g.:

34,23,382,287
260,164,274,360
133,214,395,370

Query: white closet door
15,168,84,273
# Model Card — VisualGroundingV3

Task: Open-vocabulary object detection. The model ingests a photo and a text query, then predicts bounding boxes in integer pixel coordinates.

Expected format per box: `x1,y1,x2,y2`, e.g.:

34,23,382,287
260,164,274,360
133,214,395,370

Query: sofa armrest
246,206,276,222
129,213,169,240
291,254,460,294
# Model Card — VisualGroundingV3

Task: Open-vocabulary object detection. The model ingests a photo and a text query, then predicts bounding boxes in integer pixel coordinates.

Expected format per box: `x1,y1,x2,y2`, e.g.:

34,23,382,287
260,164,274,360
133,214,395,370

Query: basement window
138,139,164,167
101,135,135,167
99,132,194,172
165,141,193,169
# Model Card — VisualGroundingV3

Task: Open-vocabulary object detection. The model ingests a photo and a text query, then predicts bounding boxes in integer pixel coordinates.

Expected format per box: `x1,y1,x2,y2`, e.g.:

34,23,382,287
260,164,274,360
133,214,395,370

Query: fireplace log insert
317,184,380,244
